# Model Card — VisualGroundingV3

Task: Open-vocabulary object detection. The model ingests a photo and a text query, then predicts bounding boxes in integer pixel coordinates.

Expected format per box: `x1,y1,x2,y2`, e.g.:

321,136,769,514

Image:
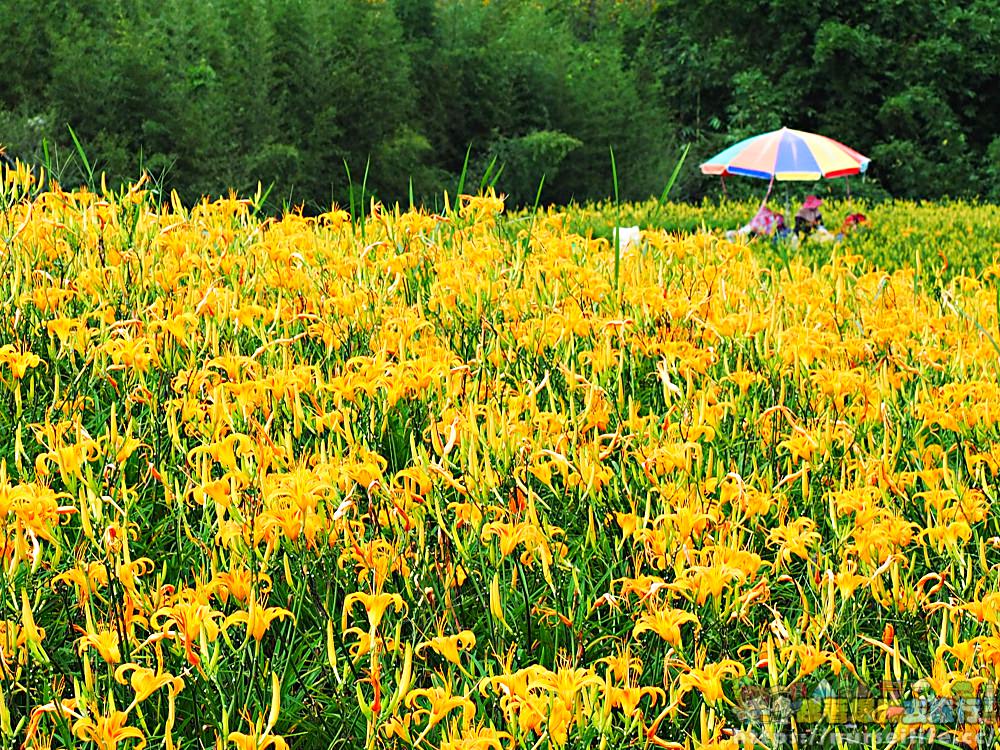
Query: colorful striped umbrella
700,127,870,182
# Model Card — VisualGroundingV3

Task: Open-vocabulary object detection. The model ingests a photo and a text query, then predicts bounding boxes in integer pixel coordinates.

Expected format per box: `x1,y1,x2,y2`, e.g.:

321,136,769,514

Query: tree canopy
1,0,997,207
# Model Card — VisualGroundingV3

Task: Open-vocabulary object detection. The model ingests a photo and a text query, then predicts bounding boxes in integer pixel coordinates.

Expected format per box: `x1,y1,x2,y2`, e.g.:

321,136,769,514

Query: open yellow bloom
224,594,294,643
676,660,745,705
73,709,146,750
228,732,288,750
632,606,699,648
406,685,476,733
417,629,477,666
342,591,406,634
0,345,42,379
115,663,184,706
77,626,121,664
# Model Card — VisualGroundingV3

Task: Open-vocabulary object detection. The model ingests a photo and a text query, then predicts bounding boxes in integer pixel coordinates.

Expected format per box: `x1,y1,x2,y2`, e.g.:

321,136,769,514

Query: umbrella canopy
700,127,869,181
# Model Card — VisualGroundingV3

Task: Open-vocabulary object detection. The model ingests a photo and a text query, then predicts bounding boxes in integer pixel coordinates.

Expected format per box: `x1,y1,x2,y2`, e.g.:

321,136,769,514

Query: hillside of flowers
3,169,1000,749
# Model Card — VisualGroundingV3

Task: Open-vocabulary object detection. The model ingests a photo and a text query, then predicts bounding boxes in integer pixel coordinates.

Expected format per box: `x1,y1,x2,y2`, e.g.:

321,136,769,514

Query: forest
1,0,997,208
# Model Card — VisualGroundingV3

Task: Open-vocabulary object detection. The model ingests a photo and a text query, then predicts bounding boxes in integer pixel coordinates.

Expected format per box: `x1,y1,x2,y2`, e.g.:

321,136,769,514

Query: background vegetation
1,0,998,208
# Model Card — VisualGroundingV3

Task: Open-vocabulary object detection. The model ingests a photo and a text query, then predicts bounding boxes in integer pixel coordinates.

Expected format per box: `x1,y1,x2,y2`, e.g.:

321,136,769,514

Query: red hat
802,195,823,209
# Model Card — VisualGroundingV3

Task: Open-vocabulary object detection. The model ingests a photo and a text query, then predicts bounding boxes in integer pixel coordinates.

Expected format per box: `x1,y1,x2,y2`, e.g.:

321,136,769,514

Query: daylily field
4,167,1000,750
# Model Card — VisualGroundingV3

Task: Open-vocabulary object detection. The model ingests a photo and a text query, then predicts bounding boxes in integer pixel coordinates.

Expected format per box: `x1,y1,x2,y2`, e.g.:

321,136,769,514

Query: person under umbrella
727,202,789,242
794,195,825,237
700,129,870,235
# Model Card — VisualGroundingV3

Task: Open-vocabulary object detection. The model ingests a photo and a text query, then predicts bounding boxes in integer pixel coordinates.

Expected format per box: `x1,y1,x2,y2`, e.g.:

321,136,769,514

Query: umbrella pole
720,176,727,197
845,176,851,200
762,174,775,207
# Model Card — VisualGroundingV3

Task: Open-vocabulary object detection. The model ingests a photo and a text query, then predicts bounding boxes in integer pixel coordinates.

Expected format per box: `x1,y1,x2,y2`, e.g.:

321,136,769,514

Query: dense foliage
1,0,998,208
